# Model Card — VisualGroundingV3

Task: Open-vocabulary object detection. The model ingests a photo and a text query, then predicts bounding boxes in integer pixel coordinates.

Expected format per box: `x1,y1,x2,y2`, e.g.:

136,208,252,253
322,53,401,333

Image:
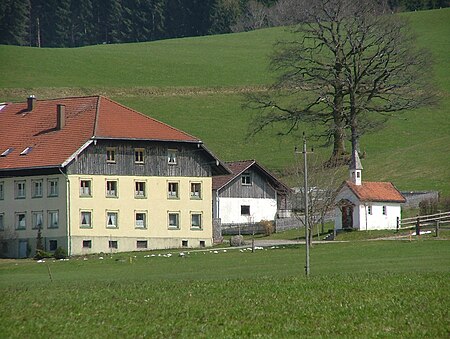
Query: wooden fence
399,211,450,235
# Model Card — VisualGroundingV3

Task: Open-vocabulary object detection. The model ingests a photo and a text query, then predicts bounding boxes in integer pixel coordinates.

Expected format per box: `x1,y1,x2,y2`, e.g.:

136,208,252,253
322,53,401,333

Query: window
135,181,146,198
168,149,177,165
182,240,188,247
382,206,387,215
242,172,251,185
15,213,26,230
190,182,201,199
80,211,92,228
32,211,44,229
48,210,59,228
168,212,180,229
368,205,372,215
109,240,118,249
241,205,250,216
82,240,92,249
106,147,116,163
80,179,92,197
135,212,147,229
134,148,144,164
168,182,179,199
48,179,58,197
15,181,26,199
1,148,13,157
20,146,32,155
106,180,118,197
32,180,43,198
0,182,4,200
49,240,58,251
191,213,202,230
0,213,4,231
200,240,205,248
106,211,118,228
137,240,148,249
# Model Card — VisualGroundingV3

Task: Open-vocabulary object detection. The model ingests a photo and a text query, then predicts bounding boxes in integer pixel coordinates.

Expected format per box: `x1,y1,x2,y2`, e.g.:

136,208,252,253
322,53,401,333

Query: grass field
0,240,449,338
1,9,449,195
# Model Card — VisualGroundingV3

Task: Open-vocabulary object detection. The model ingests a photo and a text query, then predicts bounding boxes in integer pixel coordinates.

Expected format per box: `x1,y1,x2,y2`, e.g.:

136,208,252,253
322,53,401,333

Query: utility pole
295,132,312,277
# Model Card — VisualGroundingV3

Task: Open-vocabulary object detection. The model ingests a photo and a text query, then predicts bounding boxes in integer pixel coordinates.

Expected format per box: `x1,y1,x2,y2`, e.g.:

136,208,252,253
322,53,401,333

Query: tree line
0,0,448,48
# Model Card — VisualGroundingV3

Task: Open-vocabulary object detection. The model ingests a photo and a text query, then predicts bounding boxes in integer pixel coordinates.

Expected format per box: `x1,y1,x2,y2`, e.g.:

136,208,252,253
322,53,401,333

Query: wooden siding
218,169,276,199
66,140,212,177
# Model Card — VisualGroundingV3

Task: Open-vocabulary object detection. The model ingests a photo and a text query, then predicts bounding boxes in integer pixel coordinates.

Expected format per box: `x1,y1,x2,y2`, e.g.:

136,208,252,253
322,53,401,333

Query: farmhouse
334,151,406,231
0,95,229,258
212,160,290,225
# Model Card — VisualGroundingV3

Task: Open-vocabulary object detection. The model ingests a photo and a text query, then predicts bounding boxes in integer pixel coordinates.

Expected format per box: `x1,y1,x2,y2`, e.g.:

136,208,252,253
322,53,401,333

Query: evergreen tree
70,0,94,47
0,0,30,46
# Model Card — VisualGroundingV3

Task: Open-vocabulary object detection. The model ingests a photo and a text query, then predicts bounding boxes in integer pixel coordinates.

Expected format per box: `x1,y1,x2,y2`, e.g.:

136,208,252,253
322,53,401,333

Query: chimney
56,104,66,130
27,95,36,111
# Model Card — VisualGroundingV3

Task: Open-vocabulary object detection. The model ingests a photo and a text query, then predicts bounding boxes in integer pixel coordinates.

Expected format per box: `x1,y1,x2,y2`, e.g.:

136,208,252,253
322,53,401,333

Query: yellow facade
0,174,213,257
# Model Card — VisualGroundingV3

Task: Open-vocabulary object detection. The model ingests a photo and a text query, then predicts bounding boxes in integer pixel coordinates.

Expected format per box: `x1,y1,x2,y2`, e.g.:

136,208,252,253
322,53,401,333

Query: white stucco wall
218,197,277,224
334,186,402,230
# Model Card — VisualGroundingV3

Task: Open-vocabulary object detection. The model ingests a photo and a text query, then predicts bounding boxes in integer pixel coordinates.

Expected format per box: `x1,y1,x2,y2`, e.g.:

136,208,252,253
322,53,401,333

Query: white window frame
106,147,116,163
135,181,146,198
32,180,43,198
134,148,144,164
135,211,147,229
106,180,118,198
15,180,26,199
106,211,119,229
168,182,179,199
191,212,202,230
32,211,44,230
48,179,59,197
242,172,252,185
167,149,177,165
48,210,59,229
168,212,180,229
15,212,27,230
80,179,92,197
190,182,202,199
80,210,92,229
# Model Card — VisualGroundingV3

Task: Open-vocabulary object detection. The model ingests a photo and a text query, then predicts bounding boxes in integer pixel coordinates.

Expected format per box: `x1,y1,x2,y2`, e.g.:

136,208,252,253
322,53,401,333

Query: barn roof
212,159,290,194
0,96,225,173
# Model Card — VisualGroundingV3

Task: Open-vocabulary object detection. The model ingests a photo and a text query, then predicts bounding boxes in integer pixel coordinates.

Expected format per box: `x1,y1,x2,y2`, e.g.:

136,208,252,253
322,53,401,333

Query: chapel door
342,206,353,229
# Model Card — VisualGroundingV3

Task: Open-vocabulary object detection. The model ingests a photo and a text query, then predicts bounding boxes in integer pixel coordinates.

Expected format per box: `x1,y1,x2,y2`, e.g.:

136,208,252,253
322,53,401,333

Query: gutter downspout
59,167,71,256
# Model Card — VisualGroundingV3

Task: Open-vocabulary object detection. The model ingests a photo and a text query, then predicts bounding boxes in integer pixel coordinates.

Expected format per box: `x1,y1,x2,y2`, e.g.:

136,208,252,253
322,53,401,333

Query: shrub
419,198,438,215
260,220,274,236
230,235,245,247
53,247,67,260
34,249,52,260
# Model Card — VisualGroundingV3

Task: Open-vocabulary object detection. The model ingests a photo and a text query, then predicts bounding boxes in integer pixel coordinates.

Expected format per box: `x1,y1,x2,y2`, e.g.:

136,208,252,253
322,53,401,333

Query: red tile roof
0,96,200,171
345,181,406,203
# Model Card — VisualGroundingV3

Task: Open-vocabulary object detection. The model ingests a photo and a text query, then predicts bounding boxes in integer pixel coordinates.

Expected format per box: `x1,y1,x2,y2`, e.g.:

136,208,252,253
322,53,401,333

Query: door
342,206,353,229
18,240,28,258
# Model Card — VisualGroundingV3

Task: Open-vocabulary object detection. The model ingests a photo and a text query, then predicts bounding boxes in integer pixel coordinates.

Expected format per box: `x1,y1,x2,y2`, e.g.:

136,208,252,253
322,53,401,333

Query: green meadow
0,9,449,194
0,240,449,338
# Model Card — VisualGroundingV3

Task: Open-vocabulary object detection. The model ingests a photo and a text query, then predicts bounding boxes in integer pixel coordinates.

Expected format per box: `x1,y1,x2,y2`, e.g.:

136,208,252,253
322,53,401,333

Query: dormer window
242,172,252,185
1,148,13,157
20,147,32,155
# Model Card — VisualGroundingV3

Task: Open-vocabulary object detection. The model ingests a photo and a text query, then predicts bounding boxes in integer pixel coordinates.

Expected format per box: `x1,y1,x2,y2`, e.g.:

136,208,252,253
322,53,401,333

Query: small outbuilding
334,151,406,231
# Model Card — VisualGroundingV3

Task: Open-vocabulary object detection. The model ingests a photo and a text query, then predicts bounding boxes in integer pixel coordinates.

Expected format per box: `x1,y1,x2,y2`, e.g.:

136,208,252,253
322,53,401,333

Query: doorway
342,206,353,229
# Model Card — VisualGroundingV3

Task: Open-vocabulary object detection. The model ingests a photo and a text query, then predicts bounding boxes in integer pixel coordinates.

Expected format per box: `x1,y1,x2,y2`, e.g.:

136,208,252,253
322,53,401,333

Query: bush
260,220,274,236
53,247,67,260
230,235,245,247
419,198,438,215
34,249,52,260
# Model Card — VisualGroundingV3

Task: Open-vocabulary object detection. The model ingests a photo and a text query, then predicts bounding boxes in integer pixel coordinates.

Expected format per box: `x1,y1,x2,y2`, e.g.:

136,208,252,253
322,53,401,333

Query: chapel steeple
349,150,363,185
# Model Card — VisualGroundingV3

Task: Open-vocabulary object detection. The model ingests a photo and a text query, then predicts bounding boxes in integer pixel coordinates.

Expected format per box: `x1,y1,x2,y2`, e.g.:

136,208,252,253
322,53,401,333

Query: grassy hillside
0,8,449,194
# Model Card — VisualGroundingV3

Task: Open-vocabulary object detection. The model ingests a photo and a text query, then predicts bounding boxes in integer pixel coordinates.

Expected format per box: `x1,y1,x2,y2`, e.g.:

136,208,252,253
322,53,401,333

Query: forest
0,0,448,48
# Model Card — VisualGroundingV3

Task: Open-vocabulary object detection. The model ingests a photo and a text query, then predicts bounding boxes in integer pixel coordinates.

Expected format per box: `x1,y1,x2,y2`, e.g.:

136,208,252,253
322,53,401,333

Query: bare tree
289,154,343,241
231,0,269,32
246,0,435,164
